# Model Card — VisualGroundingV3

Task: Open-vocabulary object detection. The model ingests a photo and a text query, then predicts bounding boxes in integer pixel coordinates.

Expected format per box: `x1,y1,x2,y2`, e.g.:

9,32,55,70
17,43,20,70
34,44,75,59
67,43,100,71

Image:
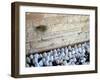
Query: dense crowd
26,41,90,67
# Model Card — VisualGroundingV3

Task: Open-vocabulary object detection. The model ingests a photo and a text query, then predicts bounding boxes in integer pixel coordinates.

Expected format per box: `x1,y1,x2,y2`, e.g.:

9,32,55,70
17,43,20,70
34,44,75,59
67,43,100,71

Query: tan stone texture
25,13,89,54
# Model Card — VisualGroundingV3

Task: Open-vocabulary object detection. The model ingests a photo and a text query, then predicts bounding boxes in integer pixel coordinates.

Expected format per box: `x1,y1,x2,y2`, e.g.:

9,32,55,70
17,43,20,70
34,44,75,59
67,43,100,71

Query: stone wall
26,13,90,54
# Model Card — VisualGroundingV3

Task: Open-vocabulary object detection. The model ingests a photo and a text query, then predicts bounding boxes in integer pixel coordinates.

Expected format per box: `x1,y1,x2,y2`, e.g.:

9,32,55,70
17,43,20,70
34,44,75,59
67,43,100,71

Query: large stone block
80,15,89,22
81,22,89,32
67,15,81,23
26,13,90,54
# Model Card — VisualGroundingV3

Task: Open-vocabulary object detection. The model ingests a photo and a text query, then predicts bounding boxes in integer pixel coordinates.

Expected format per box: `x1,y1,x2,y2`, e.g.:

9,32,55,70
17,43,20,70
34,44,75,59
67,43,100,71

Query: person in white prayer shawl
26,41,90,67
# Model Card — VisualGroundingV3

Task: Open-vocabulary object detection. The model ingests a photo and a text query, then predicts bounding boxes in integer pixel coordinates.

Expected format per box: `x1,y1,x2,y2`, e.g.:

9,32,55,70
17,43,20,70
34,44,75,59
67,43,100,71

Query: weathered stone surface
81,22,89,32
67,15,81,23
26,13,90,54
80,15,89,22
26,43,31,54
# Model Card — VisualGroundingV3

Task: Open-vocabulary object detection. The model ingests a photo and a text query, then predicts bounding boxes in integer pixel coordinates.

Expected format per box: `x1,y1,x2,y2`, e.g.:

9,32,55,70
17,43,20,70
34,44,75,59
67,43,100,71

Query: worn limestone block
80,15,89,22
27,31,88,53
67,15,81,23
26,43,31,54
25,13,90,54
81,22,89,32
26,13,44,26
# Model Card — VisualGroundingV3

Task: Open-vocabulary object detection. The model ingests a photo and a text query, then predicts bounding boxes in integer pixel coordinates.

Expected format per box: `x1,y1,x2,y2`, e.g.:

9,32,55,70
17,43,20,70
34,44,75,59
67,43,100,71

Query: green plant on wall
35,25,47,32
35,25,48,41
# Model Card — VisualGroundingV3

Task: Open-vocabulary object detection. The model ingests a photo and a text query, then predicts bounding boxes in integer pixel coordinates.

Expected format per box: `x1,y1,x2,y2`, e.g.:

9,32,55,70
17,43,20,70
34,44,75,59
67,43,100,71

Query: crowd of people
26,41,90,67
